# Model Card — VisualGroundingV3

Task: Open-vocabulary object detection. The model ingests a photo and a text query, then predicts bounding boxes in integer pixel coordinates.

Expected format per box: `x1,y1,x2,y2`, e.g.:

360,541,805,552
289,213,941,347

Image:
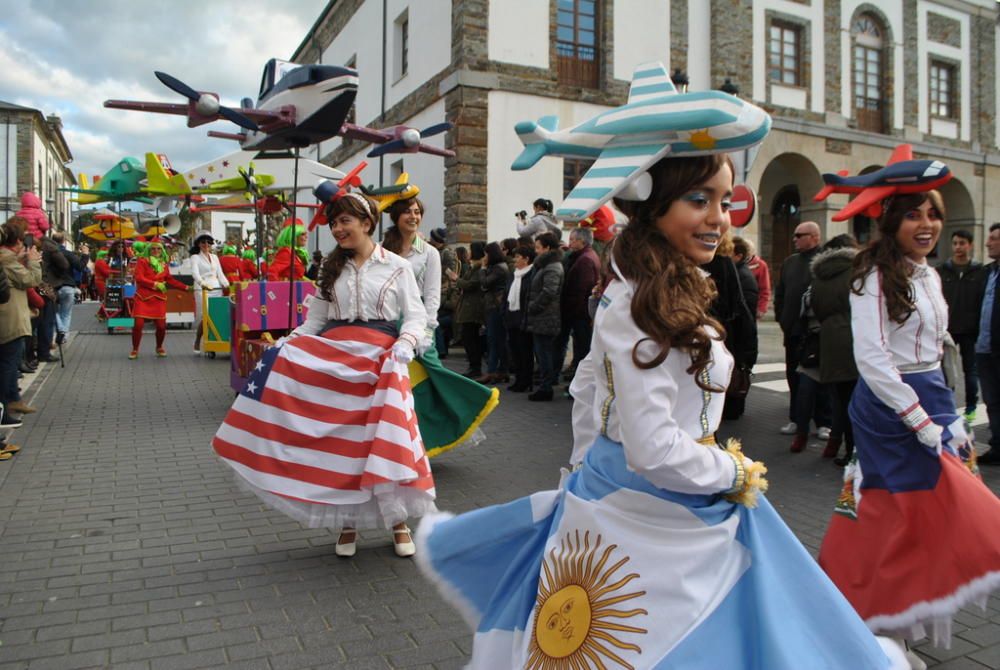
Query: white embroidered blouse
293,244,427,345
851,262,948,418
400,236,442,329
568,278,739,495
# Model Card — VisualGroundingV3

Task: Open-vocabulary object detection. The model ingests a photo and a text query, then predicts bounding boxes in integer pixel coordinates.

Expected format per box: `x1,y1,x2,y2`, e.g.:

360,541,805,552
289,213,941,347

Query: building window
556,0,599,88
394,11,408,81
225,222,244,244
852,14,885,133
563,158,594,198
929,61,956,119
768,20,802,86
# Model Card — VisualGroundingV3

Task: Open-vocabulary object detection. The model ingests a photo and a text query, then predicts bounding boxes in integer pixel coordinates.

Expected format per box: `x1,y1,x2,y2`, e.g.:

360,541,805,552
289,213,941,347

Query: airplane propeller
367,122,452,157
237,163,264,199
154,71,259,132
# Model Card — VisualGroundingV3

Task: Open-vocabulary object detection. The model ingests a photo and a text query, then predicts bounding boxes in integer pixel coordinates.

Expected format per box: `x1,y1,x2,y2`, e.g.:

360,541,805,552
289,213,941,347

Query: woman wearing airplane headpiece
381,193,499,460
417,150,903,668
212,191,433,560
817,154,1000,664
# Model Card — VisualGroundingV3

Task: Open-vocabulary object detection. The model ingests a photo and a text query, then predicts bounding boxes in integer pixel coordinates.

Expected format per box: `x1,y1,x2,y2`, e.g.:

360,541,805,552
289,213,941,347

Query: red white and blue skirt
820,368,1000,646
212,321,436,530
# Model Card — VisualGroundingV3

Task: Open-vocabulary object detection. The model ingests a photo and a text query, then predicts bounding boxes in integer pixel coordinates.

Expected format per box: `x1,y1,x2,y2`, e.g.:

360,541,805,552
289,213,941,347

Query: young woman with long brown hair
819,186,1000,665
212,192,433,559
417,153,897,669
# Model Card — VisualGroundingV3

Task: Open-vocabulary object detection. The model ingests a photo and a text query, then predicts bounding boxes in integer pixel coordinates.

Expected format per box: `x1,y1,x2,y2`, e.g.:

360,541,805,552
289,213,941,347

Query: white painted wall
0,123,16,200
321,0,384,159
207,211,256,246
385,0,451,108
487,90,613,242
687,0,711,91
488,0,549,68
612,0,670,81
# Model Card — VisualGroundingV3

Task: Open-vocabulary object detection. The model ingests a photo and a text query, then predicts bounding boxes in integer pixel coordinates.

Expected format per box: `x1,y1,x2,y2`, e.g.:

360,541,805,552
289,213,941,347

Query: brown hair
0,221,25,247
382,196,425,254
851,190,946,324
317,194,379,301
612,154,732,390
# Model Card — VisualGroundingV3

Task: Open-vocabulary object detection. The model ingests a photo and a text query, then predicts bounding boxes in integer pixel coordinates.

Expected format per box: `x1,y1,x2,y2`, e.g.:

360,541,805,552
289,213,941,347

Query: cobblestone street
0,306,998,669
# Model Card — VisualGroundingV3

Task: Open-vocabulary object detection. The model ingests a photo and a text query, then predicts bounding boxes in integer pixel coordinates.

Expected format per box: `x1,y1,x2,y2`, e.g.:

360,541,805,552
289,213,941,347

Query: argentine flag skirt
417,436,893,669
820,369,1000,646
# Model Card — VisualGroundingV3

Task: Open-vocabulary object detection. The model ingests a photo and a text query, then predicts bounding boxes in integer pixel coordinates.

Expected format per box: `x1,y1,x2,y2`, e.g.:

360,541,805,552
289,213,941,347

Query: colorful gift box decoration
234,281,316,332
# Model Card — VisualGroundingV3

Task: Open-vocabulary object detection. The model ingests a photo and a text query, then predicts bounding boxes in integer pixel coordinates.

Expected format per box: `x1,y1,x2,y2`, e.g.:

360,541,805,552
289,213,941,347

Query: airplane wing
886,144,913,165
196,173,276,194
627,62,676,105
341,123,392,144
556,141,673,221
830,185,896,222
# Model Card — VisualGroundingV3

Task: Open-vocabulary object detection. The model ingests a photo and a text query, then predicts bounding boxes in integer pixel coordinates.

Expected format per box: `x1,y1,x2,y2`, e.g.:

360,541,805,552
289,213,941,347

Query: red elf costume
130,238,188,359
266,220,307,281
218,245,243,293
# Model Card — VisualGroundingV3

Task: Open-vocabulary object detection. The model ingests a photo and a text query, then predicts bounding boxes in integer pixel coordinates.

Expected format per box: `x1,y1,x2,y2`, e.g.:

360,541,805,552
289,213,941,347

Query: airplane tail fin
144,153,190,195
78,173,90,191
511,115,559,170
812,170,851,202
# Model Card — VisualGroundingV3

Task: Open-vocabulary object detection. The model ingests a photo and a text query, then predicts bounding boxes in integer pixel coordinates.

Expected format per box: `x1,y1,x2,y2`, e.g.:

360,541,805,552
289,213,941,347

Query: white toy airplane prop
512,62,772,221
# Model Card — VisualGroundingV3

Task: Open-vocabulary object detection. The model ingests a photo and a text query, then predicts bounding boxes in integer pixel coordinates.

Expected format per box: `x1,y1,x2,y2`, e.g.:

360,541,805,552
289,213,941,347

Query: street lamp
720,78,740,96
670,69,689,93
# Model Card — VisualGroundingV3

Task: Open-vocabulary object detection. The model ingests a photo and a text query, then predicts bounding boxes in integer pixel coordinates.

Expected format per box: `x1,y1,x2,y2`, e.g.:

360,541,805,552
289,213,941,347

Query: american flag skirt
212,323,436,530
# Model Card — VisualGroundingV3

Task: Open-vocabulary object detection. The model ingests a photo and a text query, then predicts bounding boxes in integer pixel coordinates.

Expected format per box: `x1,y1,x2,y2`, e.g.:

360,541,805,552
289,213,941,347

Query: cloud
0,0,326,183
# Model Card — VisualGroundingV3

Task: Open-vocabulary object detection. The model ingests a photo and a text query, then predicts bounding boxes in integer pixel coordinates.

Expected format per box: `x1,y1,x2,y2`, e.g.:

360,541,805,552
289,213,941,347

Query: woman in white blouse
189,231,229,354
212,193,431,559
381,196,441,335
418,153,896,669
820,188,1000,662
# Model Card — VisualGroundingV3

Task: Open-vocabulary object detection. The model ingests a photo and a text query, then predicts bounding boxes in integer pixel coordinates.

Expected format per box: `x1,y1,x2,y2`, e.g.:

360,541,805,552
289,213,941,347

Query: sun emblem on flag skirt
527,530,648,669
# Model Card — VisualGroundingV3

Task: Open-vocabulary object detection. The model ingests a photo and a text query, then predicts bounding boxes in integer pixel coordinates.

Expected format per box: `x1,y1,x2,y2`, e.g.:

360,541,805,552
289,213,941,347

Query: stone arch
938,177,977,261
757,152,824,276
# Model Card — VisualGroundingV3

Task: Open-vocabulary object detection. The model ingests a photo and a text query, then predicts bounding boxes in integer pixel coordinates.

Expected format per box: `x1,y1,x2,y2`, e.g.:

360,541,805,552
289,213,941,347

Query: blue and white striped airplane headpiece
511,61,772,222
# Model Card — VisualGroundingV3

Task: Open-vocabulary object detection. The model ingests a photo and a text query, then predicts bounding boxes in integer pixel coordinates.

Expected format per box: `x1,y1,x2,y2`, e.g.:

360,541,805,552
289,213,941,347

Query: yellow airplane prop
366,173,420,213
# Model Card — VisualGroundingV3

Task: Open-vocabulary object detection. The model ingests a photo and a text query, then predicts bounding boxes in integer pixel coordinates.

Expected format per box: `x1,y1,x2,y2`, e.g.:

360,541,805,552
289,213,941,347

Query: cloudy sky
0,0,328,181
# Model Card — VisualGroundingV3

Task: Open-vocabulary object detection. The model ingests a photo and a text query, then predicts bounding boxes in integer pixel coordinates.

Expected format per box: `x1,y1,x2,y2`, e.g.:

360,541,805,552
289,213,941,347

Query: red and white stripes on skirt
213,324,436,529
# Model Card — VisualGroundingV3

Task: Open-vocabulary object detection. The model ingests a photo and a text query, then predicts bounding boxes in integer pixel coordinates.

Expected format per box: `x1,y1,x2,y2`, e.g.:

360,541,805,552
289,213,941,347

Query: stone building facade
293,0,1000,272
0,101,75,233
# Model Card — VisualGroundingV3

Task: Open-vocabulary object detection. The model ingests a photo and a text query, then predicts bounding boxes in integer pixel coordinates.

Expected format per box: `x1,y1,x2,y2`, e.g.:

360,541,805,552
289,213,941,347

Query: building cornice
772,116,1000,166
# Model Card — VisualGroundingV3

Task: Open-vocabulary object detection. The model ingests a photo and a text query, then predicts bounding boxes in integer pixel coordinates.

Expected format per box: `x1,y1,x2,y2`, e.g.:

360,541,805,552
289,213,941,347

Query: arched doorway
757,153,823,278
938,178,978,261
771,186,801,278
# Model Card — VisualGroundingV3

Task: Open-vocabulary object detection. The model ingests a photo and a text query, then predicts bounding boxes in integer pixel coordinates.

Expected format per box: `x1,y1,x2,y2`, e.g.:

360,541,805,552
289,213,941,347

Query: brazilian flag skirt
409,347,499,458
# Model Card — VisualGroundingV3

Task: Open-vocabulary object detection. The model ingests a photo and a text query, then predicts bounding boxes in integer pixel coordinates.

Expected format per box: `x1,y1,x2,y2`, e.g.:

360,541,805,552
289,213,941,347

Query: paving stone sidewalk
0,305,997,669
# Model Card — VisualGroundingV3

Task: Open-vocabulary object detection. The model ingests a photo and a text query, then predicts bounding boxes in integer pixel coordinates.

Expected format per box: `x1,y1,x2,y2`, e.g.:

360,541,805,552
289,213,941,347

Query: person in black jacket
936,229,987,421
504,246,536,392
46,232,83,345
479,242,510,384
774,221,830,437
975,223,1000,465
703,242,757,420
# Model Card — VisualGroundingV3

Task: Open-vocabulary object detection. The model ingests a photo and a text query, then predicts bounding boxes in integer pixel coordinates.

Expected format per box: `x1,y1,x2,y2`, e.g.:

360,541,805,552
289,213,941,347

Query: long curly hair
382,196,424,255
612,154,732,391
850,190,946,324
317,194,379,301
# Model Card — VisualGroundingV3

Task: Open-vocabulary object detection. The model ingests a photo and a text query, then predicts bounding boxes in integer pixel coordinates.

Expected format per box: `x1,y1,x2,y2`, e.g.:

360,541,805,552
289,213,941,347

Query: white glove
915,422,943,455
415,327,435,356
391,340,415,364
274,331,300,348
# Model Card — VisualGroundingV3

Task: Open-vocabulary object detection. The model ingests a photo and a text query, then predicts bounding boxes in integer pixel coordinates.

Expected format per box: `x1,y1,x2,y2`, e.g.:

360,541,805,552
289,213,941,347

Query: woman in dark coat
504,246,536,391
526,233,564,401
703,240,758,420
479,242,510,384
809,234,860,465
455,242,486,377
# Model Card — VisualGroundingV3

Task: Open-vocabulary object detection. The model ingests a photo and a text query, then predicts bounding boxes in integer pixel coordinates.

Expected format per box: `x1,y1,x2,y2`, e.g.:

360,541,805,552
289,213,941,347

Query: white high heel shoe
335,529,357,557
392,525,415,557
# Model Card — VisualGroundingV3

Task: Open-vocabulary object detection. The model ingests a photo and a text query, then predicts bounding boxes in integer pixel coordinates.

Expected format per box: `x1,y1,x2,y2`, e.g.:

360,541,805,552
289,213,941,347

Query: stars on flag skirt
417,435,895,669
820,368,1000,646
212,320,436,530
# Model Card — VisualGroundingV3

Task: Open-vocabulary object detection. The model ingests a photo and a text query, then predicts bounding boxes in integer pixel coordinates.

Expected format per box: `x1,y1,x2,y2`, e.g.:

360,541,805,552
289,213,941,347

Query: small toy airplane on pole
60,157,153,204
813,144,952,221
105,60,454,157
510,61,772,221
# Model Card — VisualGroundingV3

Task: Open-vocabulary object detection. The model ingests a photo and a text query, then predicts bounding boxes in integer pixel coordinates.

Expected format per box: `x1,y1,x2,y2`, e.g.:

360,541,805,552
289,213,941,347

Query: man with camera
515,198,562,241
